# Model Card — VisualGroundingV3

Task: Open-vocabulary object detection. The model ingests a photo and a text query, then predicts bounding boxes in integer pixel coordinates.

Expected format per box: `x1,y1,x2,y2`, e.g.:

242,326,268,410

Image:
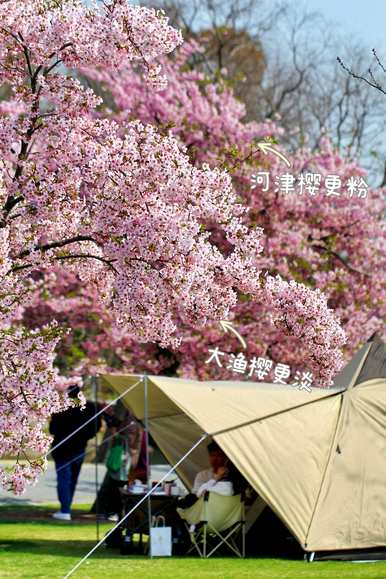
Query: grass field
1,505,386,579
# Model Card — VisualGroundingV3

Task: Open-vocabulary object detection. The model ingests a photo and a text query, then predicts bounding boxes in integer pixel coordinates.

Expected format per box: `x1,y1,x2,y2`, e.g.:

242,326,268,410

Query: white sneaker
52,511,71,521
107,514,119,522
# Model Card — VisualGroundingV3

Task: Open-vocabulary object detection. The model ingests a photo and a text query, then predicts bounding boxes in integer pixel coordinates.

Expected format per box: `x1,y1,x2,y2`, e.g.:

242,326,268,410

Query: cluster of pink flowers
0,240,81,492
262,276,346,383
82,40,384,382
0,321,81,493
0,0,184,492
0,0,271,492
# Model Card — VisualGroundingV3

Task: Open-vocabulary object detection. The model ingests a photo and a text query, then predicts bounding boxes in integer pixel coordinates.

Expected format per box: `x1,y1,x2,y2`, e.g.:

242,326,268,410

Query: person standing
49,385,102,521
93,411,136,521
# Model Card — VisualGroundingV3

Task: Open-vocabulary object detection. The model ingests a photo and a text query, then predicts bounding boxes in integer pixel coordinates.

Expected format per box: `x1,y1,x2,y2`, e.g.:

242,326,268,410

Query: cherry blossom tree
25,41,352,386
0,0,243,492
0,1,346,493
23,267,141,376
0,0,181,492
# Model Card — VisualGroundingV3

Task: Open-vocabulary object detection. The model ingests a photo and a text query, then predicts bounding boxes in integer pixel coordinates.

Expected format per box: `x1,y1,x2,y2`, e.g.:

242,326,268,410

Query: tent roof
102,373,344,434
332,333,386,389
355,334,386,384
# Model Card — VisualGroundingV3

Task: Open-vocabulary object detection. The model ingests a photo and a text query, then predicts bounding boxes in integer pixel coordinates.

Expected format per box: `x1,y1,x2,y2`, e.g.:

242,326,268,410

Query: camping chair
177,492,245,558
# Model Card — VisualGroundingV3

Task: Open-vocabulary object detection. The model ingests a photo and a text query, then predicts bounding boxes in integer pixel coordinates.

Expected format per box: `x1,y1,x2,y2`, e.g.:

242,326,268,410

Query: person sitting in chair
195,464,232,497
193,441,233,497
178,442,233,510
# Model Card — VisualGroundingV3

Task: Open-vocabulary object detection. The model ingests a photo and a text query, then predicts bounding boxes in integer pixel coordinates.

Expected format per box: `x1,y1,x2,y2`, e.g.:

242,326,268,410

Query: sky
306,0,386,53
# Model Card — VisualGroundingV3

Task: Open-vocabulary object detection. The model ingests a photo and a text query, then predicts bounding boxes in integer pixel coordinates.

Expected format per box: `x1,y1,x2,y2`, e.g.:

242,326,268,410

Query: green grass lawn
1,505,386,579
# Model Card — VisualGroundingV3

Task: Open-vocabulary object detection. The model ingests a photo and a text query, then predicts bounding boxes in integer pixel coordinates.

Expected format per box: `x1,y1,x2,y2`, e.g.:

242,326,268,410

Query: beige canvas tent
102,335,386,555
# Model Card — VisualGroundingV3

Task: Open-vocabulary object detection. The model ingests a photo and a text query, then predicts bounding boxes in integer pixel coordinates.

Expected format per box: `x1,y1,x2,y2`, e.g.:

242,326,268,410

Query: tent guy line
63,433,209,579
55,421,134,474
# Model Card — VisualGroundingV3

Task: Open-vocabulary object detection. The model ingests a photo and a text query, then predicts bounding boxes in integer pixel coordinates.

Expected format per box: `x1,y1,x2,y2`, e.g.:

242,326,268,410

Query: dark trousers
91,472,125,517
54,453,85,514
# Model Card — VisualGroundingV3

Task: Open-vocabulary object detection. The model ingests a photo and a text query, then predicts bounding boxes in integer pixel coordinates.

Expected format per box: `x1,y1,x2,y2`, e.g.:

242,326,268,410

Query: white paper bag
150,516,172,557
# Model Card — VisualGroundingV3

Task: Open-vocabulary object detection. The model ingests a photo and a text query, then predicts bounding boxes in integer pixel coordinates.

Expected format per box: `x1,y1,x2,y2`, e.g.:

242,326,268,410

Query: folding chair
177,492,245,558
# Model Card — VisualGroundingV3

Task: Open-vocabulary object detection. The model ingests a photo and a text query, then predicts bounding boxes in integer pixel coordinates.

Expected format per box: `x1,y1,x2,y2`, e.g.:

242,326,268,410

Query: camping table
120,488,181,553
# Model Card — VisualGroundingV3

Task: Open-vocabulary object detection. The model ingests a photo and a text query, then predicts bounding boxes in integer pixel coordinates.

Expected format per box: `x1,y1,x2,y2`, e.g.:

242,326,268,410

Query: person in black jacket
49,385,102,521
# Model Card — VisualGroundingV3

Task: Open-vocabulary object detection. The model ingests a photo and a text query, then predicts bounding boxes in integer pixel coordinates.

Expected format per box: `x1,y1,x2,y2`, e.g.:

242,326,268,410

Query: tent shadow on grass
0,538,298,563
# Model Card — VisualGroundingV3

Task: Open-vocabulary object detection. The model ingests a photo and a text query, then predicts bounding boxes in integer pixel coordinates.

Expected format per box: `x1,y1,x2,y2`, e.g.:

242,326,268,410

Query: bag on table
150,515,172,557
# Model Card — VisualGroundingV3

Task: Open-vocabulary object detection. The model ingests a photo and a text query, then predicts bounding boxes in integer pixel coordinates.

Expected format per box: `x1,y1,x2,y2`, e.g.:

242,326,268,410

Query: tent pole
143,373,152,557
92,375,100,542
64,433,209,579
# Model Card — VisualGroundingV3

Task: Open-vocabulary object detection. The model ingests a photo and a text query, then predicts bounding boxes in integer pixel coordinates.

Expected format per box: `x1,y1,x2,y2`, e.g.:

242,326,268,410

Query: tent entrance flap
211,393,343,549
149,415,210,490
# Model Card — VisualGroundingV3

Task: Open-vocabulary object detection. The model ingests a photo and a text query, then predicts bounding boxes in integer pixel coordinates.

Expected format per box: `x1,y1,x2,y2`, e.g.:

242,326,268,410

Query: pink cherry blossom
0,0,184,492
78,40,383,383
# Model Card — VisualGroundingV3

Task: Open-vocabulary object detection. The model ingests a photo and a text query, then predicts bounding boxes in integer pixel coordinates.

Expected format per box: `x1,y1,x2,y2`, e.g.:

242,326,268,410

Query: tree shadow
0,505,93,522
0,539,133,559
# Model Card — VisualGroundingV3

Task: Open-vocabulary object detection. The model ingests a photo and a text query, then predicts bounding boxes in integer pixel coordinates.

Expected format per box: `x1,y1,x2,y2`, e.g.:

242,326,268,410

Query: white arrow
256,141,291,167
220,321,247,350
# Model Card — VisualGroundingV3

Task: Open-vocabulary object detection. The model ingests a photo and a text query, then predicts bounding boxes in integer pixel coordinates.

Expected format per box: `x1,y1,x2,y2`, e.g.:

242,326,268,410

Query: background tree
144,0,386,181
82,40,383,382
